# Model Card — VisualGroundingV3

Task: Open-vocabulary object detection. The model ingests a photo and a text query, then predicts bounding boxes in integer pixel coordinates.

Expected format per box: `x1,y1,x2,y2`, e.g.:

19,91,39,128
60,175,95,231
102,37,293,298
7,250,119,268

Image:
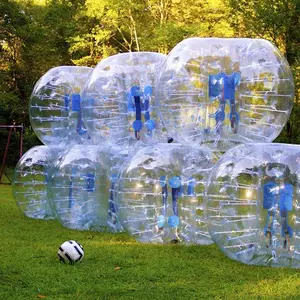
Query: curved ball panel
29,66,93,146
206,143,300,267
12,146,61,219
115,144,220,244
157,38,294,149
81,52,166,148
49,145,127,231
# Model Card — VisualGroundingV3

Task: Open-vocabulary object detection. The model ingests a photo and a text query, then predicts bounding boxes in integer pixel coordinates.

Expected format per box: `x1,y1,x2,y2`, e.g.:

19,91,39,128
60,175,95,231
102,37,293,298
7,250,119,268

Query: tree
229,0,300,143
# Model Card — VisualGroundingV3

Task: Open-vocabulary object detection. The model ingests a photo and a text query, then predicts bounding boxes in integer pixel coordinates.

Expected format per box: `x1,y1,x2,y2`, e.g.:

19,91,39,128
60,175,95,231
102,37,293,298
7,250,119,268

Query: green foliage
2,184,300,299
229,0,300,142
1,0,300,149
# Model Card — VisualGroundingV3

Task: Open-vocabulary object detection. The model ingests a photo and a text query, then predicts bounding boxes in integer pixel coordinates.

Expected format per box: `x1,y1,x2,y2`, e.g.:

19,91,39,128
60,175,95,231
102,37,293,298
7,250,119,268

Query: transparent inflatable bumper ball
206,143,300,267
157,38,294,149
114,143,220,244
29,66,93,146
12,146,62,219
81,52,166,148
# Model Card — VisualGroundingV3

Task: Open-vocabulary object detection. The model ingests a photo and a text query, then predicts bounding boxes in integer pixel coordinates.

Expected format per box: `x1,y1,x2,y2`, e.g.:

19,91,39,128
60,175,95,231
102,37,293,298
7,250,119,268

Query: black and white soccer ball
58,240,84,264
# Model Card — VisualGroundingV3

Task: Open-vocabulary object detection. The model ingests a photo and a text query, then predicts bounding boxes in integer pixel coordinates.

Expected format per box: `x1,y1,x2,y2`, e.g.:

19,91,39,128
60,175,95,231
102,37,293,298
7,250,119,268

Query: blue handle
187,177,195,196
64,94,69,112
209,72,240,132
68,168,76,209
131,86,143,139
169,176,181,217
84,173,95,192
160,175,168,219
143,85,155,132
109,174,117,214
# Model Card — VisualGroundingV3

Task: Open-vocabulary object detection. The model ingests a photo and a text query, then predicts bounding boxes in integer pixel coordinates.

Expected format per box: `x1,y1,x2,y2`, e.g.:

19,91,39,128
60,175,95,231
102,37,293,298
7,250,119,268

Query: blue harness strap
168,176,181,227
227,72,240,133
157,176,168,229
108,174,118,226
143,86,156,133
263,180,294,249
84,173,95,192
279,183,293,249
263,180,277,247
187,177,195,196
208,72,240,133
72,94,81,112
130,85,155,139
131,86,143,139
68,168,76,209
263,181,277,209
127,92,135,112
209,74,225,131
69,93,87,136
64,94,70,112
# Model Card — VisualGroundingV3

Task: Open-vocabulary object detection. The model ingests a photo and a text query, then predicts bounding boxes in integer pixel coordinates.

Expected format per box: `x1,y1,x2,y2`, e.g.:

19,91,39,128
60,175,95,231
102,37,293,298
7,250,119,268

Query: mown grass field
1,185,300,300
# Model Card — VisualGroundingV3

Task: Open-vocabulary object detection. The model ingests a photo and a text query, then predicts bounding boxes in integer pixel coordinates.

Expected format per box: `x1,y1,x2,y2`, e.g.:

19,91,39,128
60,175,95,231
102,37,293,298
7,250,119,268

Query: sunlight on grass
1,184,300,299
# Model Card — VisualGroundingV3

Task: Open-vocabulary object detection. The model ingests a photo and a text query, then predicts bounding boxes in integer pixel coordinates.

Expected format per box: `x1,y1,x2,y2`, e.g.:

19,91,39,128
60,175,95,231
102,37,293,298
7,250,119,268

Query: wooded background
1,0,300,165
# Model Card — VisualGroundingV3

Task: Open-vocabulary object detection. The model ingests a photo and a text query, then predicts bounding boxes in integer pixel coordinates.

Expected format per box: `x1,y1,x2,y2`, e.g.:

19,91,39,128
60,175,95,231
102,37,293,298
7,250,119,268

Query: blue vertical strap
209,73,225,132
72,94,81,112
71,93,87,136
84,173,95,192
68,168,76,209
264,210,275,248
179,184,184,197
131,86,143,139
279,183,293,212
263,180,277,247
223,73,236,100
263,181,277,209
227,72,240,133
168,176,181,228
208,73,225,131
127,92,135,112
76,112,87,136
187,177,195,196
157,176,168,229
279,183,293,249
143,86,156,133
208,74,223,98
64,94,69,112
208,72,241,133
108,174,118,225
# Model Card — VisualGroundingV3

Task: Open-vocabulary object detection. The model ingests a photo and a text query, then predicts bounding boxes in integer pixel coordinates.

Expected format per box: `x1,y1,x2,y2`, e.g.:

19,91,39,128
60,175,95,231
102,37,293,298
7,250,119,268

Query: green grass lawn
1,185,300,300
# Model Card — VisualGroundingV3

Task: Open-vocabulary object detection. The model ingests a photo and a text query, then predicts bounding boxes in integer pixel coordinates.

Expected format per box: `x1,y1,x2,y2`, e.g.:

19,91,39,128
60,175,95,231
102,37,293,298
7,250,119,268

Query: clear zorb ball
157,38,294,149
12,146,62,219
114,144,219,244
81,52,167,148
206,143,300,267
49,145,128,231
29,66,93,146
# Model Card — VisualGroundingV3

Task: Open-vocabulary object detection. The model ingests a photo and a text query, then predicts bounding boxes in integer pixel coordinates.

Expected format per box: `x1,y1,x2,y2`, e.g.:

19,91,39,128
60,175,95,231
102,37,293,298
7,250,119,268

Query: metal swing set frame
0,124,24,184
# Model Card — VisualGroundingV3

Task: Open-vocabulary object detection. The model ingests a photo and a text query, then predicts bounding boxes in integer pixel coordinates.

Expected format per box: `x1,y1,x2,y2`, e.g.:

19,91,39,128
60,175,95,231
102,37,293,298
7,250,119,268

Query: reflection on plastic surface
115,143,221,244
81,52,167,148
206,143,300,267
29,66,93,146
12,146,62,219
157,38,294,149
